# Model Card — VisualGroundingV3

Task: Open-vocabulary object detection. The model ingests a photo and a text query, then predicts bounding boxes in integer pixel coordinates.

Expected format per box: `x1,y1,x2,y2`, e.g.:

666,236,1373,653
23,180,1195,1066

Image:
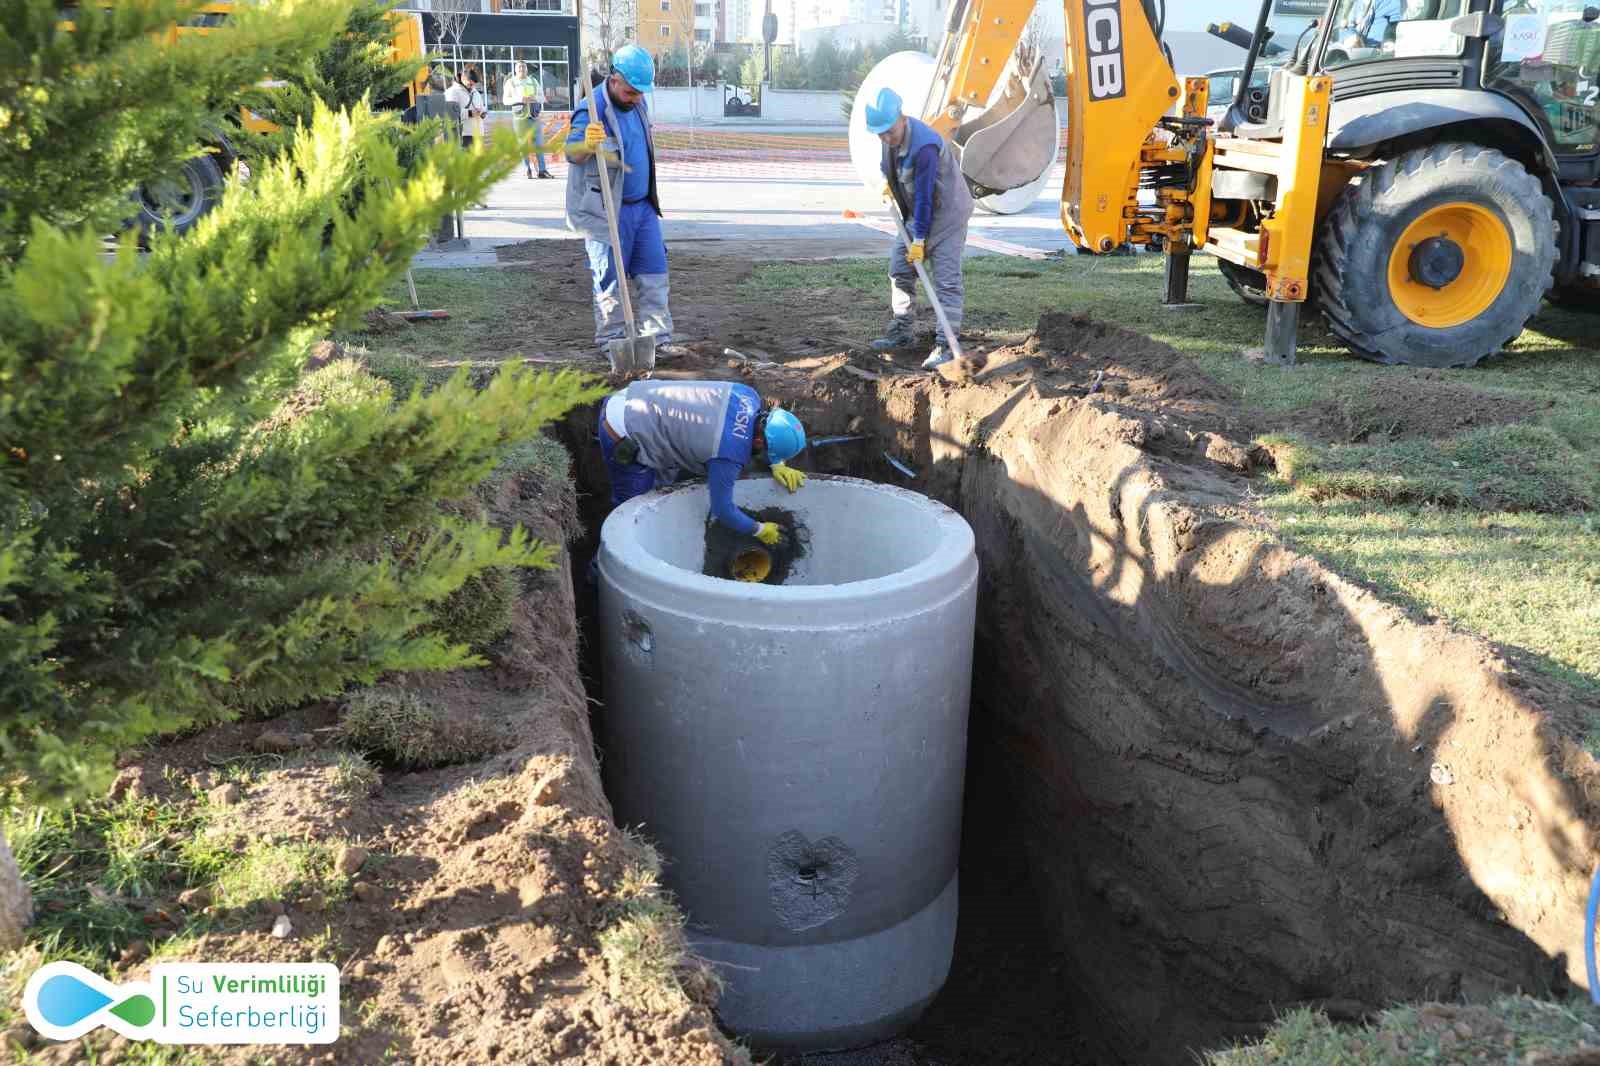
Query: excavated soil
556,302,1600,1064
29,456,738,1066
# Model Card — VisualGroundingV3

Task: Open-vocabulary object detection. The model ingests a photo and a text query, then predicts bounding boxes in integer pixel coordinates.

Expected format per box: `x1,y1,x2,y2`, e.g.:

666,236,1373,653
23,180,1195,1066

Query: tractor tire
132,153,224,240
1216,257,1269,307
1314,144,1556,368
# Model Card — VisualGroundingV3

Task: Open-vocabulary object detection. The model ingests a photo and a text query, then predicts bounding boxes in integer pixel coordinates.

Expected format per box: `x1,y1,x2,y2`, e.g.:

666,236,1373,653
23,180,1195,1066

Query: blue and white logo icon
20,960,339,1045
23,961,156,1042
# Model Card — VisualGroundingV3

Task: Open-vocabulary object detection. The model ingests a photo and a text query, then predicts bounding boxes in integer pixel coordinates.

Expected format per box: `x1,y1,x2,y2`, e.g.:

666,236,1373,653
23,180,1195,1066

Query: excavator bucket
951,55,1057,197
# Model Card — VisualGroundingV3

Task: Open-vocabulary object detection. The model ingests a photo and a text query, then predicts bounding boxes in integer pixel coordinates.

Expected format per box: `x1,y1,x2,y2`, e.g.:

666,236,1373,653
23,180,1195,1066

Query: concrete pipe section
597,475,978,1052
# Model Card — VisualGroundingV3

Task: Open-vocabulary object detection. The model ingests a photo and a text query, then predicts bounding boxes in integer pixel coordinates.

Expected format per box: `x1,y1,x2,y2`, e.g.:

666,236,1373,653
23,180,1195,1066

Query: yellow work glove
906,239,926,266
880,180,893,202
771,461,806,493
754,522,782,546
583,119,606,150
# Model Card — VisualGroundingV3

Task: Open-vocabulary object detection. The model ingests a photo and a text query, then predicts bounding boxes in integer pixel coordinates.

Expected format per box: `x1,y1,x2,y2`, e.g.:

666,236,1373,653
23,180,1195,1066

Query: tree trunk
0,827,32,951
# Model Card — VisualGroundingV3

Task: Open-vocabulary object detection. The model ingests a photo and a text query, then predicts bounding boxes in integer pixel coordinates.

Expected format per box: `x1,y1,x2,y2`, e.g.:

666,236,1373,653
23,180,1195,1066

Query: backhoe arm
921,0,1181,248
1061,0,1181,251
922,0,1032,137
921,0,1057,198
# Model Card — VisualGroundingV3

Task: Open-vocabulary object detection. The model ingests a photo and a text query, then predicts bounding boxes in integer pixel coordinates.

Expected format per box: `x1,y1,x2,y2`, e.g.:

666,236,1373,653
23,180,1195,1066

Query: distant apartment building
400,0,579,108
847,0,896,24
638,0,697,52
727,0,756,42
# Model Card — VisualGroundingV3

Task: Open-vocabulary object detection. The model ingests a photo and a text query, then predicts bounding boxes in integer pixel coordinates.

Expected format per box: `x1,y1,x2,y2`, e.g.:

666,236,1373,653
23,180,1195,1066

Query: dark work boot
870,319,916,351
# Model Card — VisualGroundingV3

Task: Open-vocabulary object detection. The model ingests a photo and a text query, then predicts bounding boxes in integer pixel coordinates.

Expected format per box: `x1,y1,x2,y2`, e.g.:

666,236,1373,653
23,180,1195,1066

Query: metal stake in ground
582,54,655,374
887,203,964,367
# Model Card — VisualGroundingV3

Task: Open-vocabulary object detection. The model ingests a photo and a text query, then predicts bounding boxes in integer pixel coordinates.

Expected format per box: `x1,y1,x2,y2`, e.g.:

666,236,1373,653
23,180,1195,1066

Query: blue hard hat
763,408,806,464
864,86,902,135
611,45,655,92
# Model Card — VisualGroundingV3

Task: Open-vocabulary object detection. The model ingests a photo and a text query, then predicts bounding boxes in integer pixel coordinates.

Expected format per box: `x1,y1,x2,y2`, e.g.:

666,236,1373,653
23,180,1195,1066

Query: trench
554,348,1592,1065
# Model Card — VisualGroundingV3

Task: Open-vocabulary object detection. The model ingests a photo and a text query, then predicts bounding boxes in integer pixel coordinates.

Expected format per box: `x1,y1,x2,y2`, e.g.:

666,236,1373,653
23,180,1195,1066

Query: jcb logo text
1084,0,1125,101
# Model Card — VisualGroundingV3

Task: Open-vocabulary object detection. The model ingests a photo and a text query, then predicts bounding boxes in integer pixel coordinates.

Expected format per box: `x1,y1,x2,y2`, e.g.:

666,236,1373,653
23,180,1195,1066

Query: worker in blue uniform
598,380,808,546
864,86,974,370
1341,0,1404,48
565,45,686,359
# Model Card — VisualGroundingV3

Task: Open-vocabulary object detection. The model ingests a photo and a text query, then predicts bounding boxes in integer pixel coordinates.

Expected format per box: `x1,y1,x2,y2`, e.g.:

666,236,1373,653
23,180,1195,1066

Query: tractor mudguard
1328,88,1557,173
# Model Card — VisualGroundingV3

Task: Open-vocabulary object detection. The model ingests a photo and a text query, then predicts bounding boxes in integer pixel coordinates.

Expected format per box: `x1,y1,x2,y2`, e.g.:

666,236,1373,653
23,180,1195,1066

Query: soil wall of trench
596,321,1600,1064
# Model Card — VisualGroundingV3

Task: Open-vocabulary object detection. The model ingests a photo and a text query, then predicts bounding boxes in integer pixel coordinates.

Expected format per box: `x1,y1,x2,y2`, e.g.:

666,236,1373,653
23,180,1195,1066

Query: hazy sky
1163,2,1281,33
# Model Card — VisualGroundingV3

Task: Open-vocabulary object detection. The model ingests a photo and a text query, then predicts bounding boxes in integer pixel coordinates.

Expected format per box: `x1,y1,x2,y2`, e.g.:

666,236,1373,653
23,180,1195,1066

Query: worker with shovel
597,381,807,547
865,87,974,370
565,46,685,361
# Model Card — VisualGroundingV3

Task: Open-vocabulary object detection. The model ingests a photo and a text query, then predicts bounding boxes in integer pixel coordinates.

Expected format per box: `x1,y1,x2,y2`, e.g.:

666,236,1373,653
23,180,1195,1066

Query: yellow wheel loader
128,4,429,240
925,0,1600,366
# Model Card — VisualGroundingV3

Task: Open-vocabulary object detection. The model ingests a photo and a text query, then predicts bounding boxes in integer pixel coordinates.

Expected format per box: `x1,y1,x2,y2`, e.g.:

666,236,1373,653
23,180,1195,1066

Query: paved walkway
412,163,1078,269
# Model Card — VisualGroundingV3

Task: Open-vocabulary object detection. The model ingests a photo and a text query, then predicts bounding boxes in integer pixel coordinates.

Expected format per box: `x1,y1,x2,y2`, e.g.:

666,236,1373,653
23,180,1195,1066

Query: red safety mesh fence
522,115,1068,179
526,115,859,177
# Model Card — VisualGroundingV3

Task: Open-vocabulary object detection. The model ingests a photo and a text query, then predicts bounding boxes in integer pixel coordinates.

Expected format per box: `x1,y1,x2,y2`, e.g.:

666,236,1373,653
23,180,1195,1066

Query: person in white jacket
443,71,473,147
505,61,552,179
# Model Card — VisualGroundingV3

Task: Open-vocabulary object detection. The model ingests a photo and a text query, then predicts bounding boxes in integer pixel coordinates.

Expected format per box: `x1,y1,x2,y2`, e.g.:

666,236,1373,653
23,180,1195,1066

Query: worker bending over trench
865,86,974,370
598,380,808,546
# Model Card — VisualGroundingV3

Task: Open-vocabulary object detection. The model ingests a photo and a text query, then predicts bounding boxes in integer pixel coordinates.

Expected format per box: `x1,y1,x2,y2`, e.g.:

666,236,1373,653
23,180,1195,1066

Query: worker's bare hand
771,462,806,493
754,522,782,546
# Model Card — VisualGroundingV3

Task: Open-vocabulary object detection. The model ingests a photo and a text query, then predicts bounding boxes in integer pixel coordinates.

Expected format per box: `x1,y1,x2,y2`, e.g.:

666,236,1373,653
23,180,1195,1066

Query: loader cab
1204,64,1276,124
1305,0,1600,174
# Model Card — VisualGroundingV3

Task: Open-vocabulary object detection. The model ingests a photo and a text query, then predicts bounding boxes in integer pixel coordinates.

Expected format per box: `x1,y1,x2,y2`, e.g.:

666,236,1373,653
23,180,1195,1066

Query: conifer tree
0,0,600,947
238,0,427,162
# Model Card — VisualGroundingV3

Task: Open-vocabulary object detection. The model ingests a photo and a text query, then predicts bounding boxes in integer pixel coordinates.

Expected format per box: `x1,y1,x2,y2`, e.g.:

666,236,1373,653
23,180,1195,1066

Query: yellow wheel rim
1386,202,1513,329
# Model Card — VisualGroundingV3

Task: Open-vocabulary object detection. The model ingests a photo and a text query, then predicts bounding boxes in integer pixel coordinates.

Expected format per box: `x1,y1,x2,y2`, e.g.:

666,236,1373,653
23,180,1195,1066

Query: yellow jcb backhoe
924,0,1599,367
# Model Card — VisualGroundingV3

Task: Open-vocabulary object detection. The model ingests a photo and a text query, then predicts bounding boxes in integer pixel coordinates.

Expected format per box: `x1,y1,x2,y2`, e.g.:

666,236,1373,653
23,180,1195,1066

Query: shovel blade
606,335,657,374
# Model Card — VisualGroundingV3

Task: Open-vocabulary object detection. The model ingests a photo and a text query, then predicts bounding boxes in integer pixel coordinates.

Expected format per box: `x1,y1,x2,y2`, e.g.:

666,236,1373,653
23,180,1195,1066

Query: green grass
1206,996,1600,1064
0,784,354,1033
211,840,349,910
490,433,570,485
598,832,723,1016
337,269,542,367
335,685,506,769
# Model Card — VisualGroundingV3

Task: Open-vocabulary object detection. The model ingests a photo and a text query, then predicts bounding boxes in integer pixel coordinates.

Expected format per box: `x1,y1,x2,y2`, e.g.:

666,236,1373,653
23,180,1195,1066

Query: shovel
887,203,964,366
582,69,655,374
391,266,450,322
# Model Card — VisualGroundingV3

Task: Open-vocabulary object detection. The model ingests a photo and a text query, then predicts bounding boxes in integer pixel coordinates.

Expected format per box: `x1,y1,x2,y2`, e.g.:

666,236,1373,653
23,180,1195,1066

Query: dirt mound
1029,311,1240,415
1294,373,1546,443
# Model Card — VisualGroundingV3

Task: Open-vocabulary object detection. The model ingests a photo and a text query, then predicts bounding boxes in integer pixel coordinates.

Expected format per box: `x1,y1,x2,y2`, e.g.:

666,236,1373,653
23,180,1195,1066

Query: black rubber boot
869,321,916,351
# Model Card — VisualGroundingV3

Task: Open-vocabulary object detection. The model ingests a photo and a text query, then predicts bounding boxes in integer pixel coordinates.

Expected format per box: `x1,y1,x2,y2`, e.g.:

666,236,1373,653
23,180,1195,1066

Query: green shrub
357,349,424,401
